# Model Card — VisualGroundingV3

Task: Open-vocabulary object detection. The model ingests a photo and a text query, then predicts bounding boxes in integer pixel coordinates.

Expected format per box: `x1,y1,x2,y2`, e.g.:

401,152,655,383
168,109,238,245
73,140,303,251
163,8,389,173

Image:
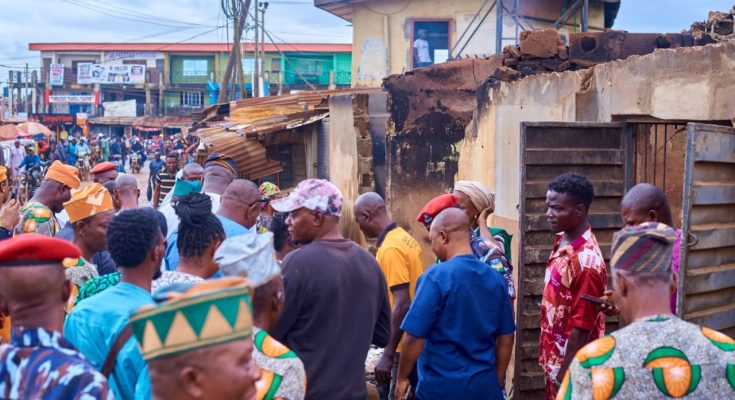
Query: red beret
0,234,81,266
90,161,118,174
416,194,460,224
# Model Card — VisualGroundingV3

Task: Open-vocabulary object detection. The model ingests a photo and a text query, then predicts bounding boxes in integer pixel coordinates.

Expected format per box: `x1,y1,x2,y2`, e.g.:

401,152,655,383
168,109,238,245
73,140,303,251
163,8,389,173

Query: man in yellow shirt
355,192,424,400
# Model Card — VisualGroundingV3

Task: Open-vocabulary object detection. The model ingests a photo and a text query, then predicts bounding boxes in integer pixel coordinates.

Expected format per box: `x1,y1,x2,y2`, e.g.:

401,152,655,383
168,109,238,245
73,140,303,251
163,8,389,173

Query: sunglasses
248,196,270,207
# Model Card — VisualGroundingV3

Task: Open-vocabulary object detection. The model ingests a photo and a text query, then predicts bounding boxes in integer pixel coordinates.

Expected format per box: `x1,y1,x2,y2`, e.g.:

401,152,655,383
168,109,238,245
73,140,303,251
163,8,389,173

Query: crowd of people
0,139,733,400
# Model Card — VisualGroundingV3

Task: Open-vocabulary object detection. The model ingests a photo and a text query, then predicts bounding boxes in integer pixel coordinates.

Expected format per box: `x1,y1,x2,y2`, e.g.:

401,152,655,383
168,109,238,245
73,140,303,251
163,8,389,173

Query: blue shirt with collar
164,215,250,272
401,254,515,400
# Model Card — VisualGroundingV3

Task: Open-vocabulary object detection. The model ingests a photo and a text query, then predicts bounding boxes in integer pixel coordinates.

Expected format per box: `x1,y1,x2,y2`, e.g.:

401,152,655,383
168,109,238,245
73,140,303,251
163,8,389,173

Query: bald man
0,235,113,398
395,208,515,400
160,162,204,205
620,183,680,313
355,192,423,399
115,174,140,211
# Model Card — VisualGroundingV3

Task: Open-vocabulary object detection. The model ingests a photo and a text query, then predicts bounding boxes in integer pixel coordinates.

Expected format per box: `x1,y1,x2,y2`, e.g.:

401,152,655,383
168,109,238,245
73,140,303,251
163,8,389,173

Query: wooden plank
685,304,735,331
686,247,735,270
691,226,735,250
526,126,623,149
523,213,622,232
692,128,735,163
685,264,735,294
524,181,625,198
683,288,735,314
525,149,623,165
692,183,735,206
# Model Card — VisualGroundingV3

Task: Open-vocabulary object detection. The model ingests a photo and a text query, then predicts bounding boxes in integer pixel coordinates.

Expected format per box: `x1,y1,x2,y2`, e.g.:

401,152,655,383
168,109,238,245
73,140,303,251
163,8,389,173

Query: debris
519,29,561,58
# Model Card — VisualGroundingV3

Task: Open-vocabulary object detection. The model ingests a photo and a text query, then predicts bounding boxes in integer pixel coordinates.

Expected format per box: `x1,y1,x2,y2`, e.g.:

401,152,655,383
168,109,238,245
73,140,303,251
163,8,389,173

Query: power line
61,0,216,29
90,0,214,27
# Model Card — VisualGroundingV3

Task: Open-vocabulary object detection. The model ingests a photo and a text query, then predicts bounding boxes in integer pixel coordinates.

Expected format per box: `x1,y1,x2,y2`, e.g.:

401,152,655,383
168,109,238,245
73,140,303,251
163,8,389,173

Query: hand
0,199,21,230
477,206,494,226
394,376,410,400
600,290,620,316
374,352,393,385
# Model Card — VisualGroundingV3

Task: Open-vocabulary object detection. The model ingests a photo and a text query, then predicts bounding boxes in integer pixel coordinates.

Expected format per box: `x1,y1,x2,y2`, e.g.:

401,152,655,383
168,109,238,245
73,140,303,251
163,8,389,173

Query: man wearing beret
14,161,80,237
130,278,261,399
0,235,113,399
90,161,119,185
558,222,735,399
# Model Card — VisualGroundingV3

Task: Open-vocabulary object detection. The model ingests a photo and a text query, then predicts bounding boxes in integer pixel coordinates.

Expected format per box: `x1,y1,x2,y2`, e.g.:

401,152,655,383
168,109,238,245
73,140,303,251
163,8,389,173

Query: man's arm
395,334,424,399
375,287,409,383
372,278,391,348
270,255,303,341
495,333,514,384
557,327,591,382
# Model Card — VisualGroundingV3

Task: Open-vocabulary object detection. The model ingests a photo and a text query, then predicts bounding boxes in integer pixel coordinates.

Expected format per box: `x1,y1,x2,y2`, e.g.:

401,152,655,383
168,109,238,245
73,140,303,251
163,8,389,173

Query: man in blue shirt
396,208,515,400
64,208,165,400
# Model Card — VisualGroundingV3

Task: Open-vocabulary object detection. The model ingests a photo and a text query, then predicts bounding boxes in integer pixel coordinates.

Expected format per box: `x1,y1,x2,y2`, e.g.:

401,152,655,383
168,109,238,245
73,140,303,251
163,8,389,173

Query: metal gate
679,123,735,338
516,122,630,399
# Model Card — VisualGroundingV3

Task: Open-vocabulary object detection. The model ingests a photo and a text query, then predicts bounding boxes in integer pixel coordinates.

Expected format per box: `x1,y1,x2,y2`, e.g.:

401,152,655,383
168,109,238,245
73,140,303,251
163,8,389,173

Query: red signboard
28,113,77,126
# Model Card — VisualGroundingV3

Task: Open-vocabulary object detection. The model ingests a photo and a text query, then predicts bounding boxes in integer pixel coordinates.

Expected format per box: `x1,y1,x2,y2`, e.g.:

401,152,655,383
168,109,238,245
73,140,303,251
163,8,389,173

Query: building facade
315,0,620,86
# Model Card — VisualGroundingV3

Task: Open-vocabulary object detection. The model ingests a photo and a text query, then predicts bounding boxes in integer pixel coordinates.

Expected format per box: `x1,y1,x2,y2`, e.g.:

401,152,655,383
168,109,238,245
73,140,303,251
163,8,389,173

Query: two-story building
315,0,620,86
28,42,352,137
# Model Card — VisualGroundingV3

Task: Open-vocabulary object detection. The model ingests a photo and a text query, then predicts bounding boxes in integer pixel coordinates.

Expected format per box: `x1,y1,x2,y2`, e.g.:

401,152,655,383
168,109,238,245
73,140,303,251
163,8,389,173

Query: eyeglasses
248,196,270,207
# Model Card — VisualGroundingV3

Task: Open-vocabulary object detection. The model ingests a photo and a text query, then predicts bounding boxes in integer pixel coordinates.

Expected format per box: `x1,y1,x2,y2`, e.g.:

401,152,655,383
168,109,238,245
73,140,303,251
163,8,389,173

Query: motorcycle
77,155,91,181
130,151,141,174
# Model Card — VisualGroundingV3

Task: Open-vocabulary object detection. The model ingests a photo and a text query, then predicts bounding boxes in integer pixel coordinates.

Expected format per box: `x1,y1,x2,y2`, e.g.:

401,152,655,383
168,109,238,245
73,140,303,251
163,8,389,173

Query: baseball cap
271,179,343,217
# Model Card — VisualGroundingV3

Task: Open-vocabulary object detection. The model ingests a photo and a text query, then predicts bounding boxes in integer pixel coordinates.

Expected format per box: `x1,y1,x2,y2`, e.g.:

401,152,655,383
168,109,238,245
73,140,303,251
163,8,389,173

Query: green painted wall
281,52,352,86
169,55,215,84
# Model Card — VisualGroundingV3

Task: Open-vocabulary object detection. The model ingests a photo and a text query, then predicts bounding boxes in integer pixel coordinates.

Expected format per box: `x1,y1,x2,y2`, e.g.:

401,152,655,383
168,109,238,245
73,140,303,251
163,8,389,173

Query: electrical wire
61,0,216,29
363,0,413,16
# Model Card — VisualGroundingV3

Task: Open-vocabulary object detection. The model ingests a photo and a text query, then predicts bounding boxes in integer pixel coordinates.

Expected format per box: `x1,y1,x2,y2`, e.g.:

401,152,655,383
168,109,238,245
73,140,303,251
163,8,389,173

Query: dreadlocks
173,192,224,258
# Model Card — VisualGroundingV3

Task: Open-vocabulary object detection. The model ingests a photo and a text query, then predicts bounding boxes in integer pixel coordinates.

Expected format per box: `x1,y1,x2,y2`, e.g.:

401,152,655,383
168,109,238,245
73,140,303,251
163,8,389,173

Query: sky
0,0,731,78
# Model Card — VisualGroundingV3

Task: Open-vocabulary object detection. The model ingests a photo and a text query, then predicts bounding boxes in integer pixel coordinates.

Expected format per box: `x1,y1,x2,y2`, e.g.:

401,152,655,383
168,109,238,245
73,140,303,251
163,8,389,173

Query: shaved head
429,208,472,261
218,179,261,230
355,192,385,213
222,179,259,204
621,183,674,227
182,163,204,181
354,192,391,238
0,264,69,329
115,174,138,190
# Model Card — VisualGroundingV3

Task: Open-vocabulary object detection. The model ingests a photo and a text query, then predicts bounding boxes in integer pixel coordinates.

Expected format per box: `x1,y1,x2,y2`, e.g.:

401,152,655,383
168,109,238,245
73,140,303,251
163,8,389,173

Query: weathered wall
351,0,607,87
457,39,735,264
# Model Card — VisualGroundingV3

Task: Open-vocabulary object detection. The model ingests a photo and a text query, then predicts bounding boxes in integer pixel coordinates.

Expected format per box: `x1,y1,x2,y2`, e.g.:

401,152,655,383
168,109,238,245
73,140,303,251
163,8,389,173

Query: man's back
401,255,515,399
561,315,735,399
64,281,153,399
271,239,390,400
0,327,112,399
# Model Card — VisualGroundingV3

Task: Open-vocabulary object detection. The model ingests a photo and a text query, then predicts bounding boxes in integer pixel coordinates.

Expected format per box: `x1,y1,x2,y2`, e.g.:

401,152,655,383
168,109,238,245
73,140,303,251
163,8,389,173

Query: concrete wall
456,40,735,263
350,0,607,87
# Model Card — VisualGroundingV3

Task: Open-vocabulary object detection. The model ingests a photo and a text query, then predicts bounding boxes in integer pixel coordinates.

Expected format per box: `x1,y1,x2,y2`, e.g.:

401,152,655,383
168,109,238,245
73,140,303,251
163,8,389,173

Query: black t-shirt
271,239,390,400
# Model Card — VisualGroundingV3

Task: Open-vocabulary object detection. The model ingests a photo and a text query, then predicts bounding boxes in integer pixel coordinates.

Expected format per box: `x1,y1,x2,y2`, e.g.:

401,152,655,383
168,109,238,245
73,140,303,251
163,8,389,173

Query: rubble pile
691,8,735,41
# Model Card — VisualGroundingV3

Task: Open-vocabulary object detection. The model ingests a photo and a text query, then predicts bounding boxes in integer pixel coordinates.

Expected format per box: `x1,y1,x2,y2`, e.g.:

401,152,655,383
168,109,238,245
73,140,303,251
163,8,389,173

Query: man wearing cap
257,181,281,233
90,161,119,184
152,152,179,208
270,178,390,400
0,235,113,399
62,182,116,309
65,208,165,399
15,160,80,237
216,233,307,400
557,222,735,399
130,278,262,399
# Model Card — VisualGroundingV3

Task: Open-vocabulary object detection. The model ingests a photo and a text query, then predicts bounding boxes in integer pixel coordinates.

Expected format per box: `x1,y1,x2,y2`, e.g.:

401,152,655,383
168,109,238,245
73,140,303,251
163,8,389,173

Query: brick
492,66,521,82
519,28,561,58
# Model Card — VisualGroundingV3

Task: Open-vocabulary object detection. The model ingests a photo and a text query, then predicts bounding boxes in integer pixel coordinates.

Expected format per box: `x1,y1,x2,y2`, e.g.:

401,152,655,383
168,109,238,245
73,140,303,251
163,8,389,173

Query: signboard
106,51,160,61
49,63,65,86
77,63,146,85
29,113,76,125
49,95,96,104
103,99,137,118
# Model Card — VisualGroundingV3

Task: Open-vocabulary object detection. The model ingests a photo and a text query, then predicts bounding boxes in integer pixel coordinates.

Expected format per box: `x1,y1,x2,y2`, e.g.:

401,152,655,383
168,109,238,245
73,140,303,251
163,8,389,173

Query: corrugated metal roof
134,116,192,129
29,42,352,53
197,127,283,180
230,88,381,111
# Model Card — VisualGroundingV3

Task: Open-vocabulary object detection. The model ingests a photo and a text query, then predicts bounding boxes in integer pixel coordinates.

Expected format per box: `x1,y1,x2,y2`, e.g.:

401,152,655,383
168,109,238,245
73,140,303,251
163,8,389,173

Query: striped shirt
155,170,177,206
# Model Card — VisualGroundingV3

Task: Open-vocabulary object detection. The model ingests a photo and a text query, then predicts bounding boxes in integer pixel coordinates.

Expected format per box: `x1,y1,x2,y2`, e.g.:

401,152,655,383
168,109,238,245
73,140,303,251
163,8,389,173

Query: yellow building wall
350,0,607,87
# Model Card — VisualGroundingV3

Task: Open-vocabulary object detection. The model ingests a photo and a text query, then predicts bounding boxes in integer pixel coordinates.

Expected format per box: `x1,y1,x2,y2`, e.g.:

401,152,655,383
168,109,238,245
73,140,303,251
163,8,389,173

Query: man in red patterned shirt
539,173,607,400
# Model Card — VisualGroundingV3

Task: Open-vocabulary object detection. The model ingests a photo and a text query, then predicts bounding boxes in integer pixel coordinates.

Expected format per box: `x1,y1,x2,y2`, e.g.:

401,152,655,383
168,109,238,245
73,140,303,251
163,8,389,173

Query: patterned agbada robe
253,327,307,400
558,315,735,399
0,327,113,399
14,202,59,237
539,228,607,399
63,257,99,314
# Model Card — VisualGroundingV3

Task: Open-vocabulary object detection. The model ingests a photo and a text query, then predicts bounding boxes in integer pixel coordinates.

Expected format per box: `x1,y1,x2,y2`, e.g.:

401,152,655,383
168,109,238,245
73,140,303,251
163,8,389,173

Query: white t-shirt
413,38,431,63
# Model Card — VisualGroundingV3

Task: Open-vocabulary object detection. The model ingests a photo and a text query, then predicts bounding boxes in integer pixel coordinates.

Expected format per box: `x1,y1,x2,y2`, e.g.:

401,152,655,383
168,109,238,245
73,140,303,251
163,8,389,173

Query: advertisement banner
49,95,96,104
77,63,146,85
29,113,76,125
49,63,65,86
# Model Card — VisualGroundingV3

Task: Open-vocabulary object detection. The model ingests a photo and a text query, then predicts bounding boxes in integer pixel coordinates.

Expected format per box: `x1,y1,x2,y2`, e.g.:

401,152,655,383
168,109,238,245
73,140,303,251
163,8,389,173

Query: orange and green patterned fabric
253,327,306,400
557,315,735,400
14,202,59,237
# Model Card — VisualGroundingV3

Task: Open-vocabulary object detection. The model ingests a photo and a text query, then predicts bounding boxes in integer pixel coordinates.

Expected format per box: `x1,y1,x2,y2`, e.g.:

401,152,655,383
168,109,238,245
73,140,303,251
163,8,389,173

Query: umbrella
17,122,52,137
0,124,21,140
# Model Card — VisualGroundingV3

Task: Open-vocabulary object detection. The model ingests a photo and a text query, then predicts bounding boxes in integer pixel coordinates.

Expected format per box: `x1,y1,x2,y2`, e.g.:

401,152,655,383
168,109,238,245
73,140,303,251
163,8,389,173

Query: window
242,58,255,74
294,58,322,76
182,59,208,76
259,144,295,189
271,58,281,73
411,20,451,69
181,92,203,107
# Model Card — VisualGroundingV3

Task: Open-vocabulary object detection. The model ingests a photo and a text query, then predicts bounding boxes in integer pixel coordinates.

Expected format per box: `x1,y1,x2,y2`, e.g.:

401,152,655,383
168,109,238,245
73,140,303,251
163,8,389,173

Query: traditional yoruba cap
205,152,239,176
215,232,281,286
416,193,460,225
271,179,343,217
259,182,281,198
0,166,7,183
90,161,118,174
172,179,202,198
0,234,80,267
454,180,495,212
64,183,114,223
129,277,253,361
611,222,677,273
45,160,81,189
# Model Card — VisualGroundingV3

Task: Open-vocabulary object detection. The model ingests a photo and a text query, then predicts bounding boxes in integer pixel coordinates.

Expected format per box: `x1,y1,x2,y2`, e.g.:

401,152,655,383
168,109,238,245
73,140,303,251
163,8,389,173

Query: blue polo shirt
401,254,515,400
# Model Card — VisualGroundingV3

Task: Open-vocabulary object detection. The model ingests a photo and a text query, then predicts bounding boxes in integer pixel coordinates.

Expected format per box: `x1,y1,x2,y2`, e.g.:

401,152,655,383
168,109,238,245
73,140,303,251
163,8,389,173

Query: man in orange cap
90,161,119,185
0,234,113,398
15,161,80,237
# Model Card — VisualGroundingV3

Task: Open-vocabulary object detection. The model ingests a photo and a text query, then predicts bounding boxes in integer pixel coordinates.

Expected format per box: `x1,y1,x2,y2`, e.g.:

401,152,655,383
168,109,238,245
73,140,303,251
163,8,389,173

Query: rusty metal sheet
680,123,735,337
516,122,629,399
197,126,283,180
569,31,697,62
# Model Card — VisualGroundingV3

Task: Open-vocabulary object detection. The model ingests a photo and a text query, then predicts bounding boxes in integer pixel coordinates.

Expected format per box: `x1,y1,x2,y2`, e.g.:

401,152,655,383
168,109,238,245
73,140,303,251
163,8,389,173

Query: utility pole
8,72,14,116
24,64,30,114
31,70,37,114
217,0,251,104
260,2,268,97
253,1,260,98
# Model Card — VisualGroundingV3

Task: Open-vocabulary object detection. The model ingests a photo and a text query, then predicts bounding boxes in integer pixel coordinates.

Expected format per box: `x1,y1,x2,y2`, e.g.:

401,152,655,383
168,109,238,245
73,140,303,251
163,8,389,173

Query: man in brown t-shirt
271,179,390,400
